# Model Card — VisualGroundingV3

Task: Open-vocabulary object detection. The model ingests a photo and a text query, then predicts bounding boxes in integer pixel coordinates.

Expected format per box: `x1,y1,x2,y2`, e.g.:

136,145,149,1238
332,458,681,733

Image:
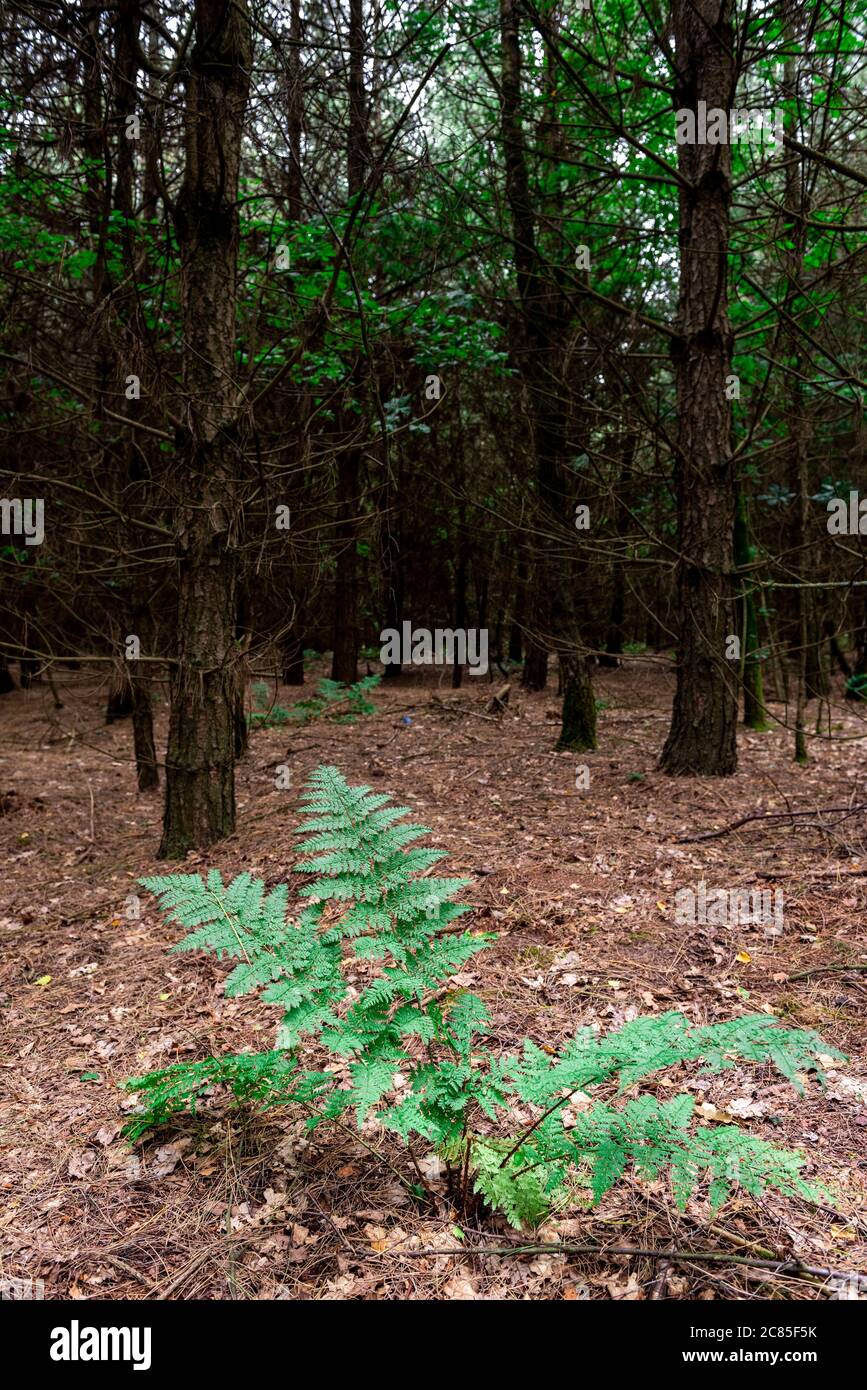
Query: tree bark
521,632,549,690
451,531,470,689
660,0,738,776
734,485,767,729
846,589,867,697
499,0,594,741
600,431,636,667
779,41,818,758
159,0,251,858
285,0,303,222
329,0,369,687
280,626,305,685
106,677,134,723
131,609,159,792
508,548,526,664
19,657,39,689
379,464,403,680
331,450,361,685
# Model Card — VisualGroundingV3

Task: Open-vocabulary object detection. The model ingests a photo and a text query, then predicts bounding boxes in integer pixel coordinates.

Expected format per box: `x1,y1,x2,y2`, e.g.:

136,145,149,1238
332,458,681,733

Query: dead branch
676,803,867,843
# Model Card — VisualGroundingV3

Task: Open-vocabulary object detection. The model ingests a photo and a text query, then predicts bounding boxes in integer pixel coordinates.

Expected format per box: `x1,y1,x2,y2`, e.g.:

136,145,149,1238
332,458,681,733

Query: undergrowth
124,766,843,1229
248,676,380,728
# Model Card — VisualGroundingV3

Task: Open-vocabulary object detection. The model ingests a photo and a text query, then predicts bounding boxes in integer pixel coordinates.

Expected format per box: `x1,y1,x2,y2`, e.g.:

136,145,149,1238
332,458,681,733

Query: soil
2,659,866,1300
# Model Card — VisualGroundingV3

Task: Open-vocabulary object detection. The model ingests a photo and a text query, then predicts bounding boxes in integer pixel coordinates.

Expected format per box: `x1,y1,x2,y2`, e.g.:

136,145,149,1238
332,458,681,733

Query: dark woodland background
1,0,867,1306
1,0,866,854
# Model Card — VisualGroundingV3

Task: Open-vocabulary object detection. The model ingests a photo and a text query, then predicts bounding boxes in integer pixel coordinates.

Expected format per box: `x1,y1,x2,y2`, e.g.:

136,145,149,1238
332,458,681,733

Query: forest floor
2,659,867,1301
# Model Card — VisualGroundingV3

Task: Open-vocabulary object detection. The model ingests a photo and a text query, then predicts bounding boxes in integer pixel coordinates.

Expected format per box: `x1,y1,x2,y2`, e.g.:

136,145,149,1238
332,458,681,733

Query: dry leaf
323,1274,359,1299
68,1149,97,1178
443,1276,477,1300
418,1153,443,1181
363,1222,406,1252
728,1097,765,1119
149,1139,190,1178
605,1272,642,1300
698,1102,735,1124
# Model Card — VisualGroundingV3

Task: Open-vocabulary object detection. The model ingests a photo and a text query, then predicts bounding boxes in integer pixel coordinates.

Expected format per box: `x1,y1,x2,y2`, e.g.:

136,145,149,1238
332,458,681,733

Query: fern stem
498,1085,583,1169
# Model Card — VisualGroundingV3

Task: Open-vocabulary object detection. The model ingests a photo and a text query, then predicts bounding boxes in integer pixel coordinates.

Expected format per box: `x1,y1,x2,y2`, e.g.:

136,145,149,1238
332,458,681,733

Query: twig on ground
789,964,867,979
676,804,867,844
353,1240,867,1286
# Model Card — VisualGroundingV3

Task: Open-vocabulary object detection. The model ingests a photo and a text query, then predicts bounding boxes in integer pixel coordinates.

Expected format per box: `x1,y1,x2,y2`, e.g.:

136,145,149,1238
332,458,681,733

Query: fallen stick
789,964,867,979
354,1240,866,1285
676,803,867,843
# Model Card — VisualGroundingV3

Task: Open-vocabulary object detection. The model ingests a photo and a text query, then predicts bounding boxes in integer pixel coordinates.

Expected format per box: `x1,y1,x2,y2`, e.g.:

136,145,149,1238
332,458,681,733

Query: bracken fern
124,766,844,1227
249,676,381,729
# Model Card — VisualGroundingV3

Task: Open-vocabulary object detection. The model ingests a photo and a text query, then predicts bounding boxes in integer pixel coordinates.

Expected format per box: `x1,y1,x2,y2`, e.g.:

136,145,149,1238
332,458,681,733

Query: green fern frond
506,1010,842,1108
472,1139,552,1229
126,766,845,1238
123,1049,299,1141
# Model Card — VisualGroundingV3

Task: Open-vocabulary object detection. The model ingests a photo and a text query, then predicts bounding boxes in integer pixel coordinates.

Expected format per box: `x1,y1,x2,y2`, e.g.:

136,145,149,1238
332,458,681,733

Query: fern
125,766,845,1231
845,672,867,701
247,682,292,729
471,1138,553,1229
252,675,382,728
123,1050,299,1142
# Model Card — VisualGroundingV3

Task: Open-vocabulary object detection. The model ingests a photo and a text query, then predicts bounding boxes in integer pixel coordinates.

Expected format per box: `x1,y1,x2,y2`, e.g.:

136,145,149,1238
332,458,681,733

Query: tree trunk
19,657,39,689
106,676,134,723
451,530,470,689
161,518,238,857
285,0,303,222
499,0,592,744
159,0,251,858
521,630,549,690
131,615,159,792
234,583,250,760
281,627,305,685
781,44,814,760
330,0,369,687
660,0,738,776
846,590,867,697
556,650,597,751
734,485,768,729
132,691,158,791
379,501,403,680
805,605,829,701
331,450,361,685
600,432,636,667
599,577,625,668
508,549,526,663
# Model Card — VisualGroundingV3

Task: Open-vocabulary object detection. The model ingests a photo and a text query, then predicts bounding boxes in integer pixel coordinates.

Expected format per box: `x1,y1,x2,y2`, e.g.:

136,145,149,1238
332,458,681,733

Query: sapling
125,766,842,1229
